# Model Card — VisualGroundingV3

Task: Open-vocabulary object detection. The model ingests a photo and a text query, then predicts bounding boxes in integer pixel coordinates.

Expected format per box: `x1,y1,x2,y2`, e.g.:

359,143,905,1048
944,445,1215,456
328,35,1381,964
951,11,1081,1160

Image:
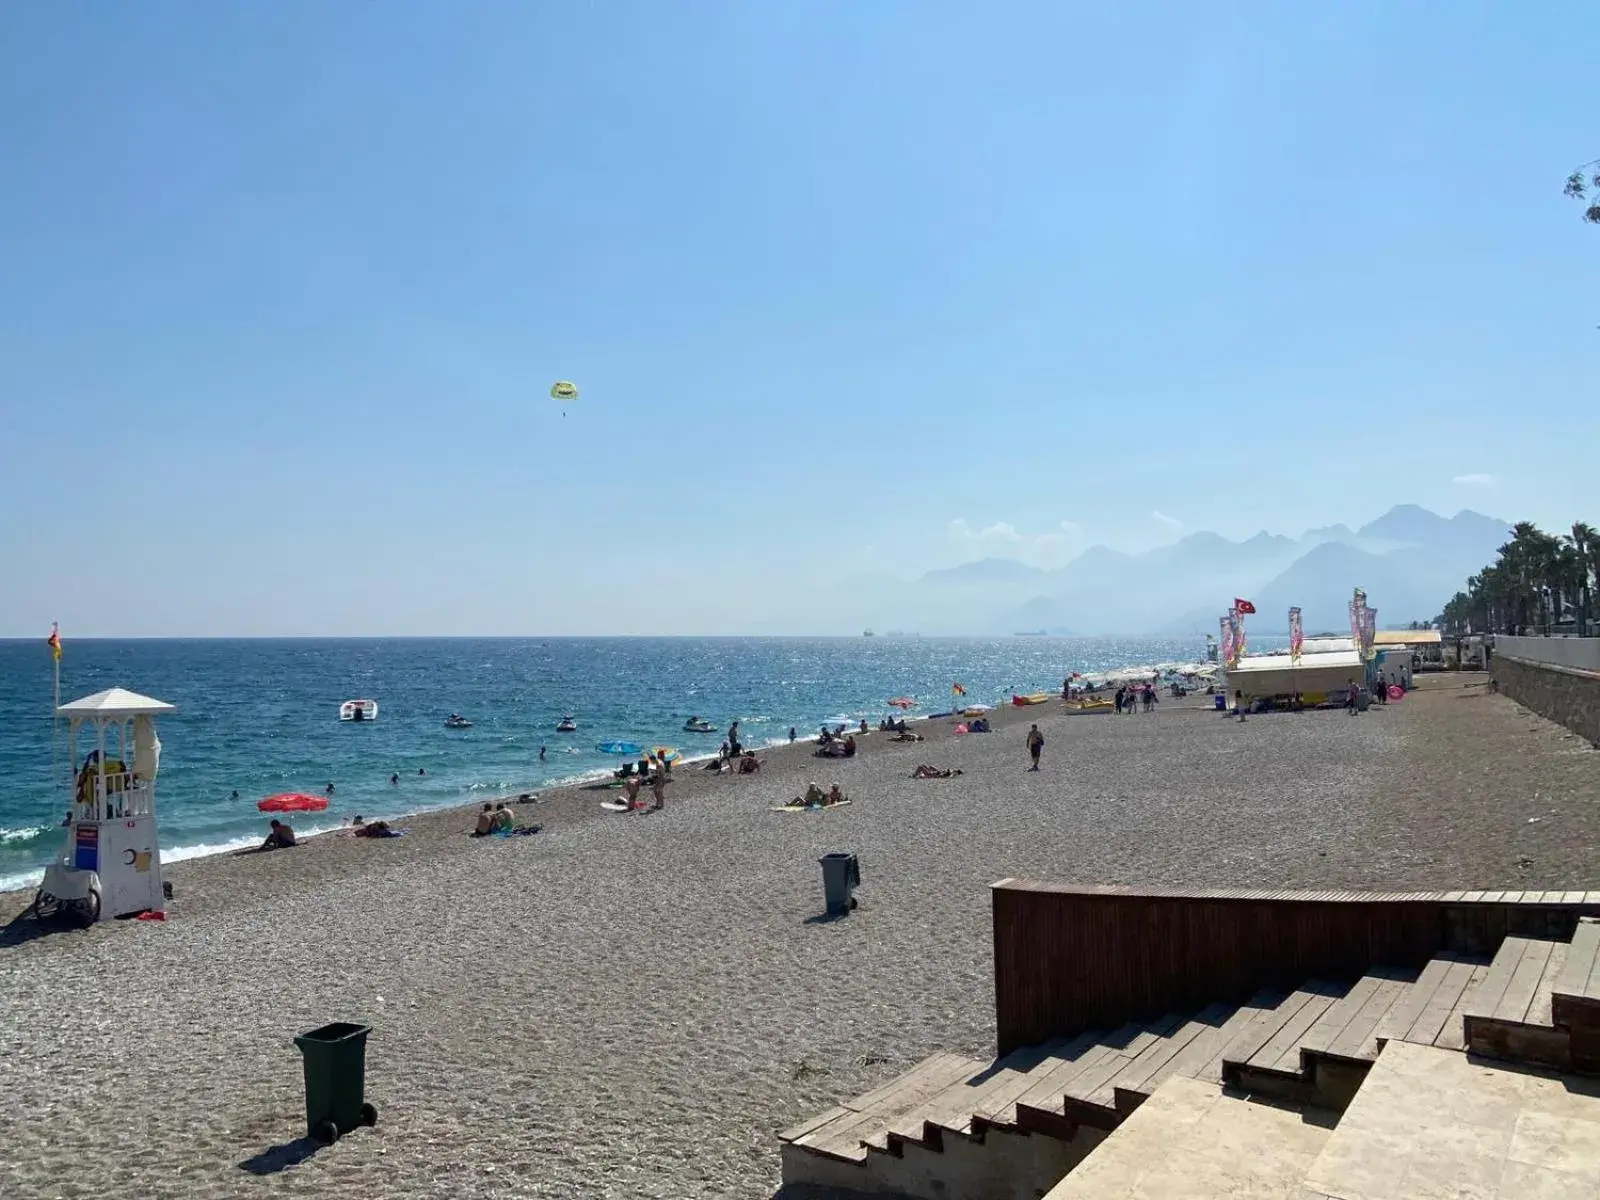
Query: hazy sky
3,2,1596,636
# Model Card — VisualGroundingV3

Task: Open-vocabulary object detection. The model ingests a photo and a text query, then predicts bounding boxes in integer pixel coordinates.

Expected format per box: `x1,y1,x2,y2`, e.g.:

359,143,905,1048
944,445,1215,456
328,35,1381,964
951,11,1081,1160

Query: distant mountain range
849,505,1508,636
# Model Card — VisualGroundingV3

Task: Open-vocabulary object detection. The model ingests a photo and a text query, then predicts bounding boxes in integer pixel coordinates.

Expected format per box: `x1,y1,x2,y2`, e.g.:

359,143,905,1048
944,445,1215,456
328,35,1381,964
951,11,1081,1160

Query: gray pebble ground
0,673,1593,1199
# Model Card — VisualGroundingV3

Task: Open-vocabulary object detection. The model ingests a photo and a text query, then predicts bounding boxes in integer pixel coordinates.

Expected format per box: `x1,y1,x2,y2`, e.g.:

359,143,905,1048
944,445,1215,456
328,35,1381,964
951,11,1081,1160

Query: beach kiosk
35,687,174,925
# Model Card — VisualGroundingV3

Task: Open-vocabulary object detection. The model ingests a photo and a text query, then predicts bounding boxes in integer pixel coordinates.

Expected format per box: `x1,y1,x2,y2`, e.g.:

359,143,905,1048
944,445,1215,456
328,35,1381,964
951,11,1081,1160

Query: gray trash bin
820,852,860,916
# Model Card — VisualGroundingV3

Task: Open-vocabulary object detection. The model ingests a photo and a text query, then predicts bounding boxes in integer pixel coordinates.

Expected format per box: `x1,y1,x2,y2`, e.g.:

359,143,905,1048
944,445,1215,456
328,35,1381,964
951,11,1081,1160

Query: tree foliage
1563,160,1600,224
1434,521,1600,637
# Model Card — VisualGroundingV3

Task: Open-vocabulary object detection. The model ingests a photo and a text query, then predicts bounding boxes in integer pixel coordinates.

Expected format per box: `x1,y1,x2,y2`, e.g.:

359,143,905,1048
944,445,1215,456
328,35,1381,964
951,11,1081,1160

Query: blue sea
0,636,1232,891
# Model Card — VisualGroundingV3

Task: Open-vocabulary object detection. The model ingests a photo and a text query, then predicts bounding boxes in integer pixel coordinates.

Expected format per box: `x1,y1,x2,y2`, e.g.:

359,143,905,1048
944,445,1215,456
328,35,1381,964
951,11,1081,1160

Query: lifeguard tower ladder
36,687,174,925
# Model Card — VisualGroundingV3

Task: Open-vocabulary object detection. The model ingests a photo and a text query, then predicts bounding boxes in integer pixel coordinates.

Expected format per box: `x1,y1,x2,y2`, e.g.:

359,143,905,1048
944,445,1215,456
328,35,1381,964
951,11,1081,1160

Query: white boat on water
555,715,577,732
339,699,378,723
683,716,717,733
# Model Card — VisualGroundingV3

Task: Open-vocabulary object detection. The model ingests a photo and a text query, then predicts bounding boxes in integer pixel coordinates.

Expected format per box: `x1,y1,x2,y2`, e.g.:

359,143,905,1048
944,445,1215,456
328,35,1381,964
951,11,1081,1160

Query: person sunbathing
800,782,826,807
889,731,924,743
911,765,962,779
355,819,399,838
492,804,514,832
827,783,847,805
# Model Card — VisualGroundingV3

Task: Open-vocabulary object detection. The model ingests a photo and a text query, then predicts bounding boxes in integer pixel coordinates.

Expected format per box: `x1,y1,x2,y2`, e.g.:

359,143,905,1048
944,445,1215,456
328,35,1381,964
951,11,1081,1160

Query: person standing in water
539,746,547,762
1026,724,1044,771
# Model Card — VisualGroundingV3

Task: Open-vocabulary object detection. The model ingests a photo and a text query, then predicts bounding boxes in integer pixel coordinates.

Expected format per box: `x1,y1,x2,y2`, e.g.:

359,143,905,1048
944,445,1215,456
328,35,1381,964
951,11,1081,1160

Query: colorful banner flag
46,622,61,662
1220,614,1234,668
1288,607,1303,663
1359,608,1377,661
1234,598,1257,615
1231,607,1247,665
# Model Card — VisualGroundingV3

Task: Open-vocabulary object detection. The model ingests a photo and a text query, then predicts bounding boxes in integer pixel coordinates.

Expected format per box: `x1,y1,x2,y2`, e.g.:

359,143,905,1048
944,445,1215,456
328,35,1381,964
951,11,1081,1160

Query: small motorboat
682,716,717,734
555,716,577,732
444,714,473,729
339,699,378,723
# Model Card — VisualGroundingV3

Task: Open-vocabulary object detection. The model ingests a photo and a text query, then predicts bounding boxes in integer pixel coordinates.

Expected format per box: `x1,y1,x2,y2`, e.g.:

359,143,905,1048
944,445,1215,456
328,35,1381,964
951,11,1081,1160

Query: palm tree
1570,523,1599,636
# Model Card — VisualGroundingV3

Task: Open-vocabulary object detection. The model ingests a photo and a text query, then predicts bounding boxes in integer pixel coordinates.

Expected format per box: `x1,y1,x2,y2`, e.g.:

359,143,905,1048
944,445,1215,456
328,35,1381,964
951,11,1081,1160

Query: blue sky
2,1,1596,635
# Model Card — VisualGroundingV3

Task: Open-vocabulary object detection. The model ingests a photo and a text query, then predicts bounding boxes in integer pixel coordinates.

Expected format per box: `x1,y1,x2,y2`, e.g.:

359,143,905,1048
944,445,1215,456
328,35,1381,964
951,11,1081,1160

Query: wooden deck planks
1164,993,1284,1084
1554,918,1600,1001
1219,988,1323,1073
1497,939,1557,1025
1250,983,1347,1073
1463,938,1527,1024
1433,961,1492,1051
1405,957,1484,1046
1063,1014,1187,1108
1108,1003,1234,1100
1322,973,1418,1061
1376,955,1460,1047
971,1030,1107,1128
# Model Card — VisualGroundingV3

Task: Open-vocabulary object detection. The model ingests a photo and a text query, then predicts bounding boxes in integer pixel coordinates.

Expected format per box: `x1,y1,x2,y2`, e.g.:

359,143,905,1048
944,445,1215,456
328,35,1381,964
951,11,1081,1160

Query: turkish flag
1234,598,1257,615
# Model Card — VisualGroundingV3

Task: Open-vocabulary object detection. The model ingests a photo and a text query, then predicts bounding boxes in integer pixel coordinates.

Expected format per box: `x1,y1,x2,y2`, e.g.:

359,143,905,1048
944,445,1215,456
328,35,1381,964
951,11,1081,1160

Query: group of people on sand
786,782,848,810
1114,683,1158,714
815,728,857,759
473,801,540,836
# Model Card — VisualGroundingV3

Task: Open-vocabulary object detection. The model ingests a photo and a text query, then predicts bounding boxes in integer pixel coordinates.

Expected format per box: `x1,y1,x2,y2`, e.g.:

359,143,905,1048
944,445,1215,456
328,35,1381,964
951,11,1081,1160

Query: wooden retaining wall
992,880,1600,1055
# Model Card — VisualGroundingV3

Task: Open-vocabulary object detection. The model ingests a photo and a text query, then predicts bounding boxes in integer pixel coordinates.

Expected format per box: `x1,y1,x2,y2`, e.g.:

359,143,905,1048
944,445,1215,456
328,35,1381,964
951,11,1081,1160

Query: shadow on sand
237,1136,323,1176
0,903,91,950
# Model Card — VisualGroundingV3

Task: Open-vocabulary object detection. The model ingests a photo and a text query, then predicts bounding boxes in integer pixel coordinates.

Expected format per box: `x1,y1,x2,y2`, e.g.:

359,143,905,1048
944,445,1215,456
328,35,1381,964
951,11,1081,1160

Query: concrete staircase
779,920,1600,1200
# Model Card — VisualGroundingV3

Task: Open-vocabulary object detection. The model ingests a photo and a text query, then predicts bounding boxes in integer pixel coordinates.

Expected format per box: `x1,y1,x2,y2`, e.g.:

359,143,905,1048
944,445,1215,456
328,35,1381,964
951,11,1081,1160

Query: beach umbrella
651,746,682,764
596,740,641,756
257,793,329,813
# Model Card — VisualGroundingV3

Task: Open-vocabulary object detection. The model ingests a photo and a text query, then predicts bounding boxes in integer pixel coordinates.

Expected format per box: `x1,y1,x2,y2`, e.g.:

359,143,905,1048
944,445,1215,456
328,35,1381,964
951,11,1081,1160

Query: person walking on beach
789,726,797,743
1346,680,1360,715
1026,724,1044,770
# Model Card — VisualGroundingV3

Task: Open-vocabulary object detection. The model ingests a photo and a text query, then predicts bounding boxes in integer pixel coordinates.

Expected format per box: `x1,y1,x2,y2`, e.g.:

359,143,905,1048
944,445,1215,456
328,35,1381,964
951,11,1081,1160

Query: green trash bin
293,1021,377,1143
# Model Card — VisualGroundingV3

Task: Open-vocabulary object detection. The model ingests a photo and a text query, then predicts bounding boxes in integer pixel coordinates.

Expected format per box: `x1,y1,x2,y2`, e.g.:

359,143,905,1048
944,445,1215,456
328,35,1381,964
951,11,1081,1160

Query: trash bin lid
295,1021,372,1046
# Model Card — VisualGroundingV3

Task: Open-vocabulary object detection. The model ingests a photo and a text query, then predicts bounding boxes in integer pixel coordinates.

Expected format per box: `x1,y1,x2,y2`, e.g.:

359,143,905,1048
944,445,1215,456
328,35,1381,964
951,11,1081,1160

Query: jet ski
682,716,717,733
555,716,577,732
444,714,473,729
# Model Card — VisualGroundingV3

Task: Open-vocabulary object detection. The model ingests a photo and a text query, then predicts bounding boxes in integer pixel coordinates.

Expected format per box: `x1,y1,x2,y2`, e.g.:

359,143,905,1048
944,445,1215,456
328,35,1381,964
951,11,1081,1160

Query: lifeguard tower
36,687,174,925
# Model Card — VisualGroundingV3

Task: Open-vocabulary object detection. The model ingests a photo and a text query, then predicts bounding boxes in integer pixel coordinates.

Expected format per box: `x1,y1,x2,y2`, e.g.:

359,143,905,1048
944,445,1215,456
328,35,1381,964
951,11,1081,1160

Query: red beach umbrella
257,793,330,813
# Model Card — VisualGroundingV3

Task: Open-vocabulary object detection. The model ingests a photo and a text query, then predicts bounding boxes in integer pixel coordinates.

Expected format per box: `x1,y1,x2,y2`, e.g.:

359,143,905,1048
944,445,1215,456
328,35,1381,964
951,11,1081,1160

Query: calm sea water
0,636,1243,890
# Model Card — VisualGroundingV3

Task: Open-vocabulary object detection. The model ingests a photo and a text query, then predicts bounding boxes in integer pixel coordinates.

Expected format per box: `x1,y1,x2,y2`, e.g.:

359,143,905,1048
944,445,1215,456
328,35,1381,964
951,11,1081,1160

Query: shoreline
1,654,1225,897
0,688,1220,912
12,673,1596,1198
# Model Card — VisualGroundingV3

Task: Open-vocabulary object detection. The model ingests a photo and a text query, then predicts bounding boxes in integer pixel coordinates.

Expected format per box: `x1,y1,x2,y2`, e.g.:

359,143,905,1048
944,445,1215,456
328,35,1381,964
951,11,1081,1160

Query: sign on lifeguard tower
37,687,174,924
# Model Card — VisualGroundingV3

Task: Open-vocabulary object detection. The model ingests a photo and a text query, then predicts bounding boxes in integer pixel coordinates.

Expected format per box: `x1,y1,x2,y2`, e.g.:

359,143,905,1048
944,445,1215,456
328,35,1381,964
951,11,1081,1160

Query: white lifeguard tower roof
57,687,177,717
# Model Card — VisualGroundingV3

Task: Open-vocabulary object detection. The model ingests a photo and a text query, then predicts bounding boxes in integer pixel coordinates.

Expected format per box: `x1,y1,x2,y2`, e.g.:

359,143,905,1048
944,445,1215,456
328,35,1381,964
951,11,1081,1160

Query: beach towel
770,799,853,813
493,824,542,837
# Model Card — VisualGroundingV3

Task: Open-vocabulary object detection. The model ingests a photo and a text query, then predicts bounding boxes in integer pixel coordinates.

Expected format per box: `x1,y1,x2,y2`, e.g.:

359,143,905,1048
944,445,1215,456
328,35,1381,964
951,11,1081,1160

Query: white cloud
1151,510,1182,530
978,521,1023,544
947,517,1085,566
1452,473,1496,487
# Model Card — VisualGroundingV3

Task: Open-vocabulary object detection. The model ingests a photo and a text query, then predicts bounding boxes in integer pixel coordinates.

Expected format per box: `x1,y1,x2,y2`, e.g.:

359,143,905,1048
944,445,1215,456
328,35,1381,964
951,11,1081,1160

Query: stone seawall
1492,654,1600,747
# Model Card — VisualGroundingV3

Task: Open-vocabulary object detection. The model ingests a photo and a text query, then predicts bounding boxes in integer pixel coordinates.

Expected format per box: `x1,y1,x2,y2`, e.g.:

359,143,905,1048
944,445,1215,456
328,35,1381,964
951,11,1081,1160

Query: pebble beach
2,672,1596,1199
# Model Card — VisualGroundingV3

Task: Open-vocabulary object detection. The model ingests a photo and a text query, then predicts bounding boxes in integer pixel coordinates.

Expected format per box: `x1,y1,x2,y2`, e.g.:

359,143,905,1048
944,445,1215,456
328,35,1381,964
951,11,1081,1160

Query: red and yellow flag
952,682,966,697
46,622,61,661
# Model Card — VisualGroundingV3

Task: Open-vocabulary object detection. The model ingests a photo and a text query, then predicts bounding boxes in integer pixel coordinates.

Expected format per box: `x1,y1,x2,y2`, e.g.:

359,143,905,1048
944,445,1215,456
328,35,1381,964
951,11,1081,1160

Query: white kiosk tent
36,687,174,925
1223,649,1366,706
